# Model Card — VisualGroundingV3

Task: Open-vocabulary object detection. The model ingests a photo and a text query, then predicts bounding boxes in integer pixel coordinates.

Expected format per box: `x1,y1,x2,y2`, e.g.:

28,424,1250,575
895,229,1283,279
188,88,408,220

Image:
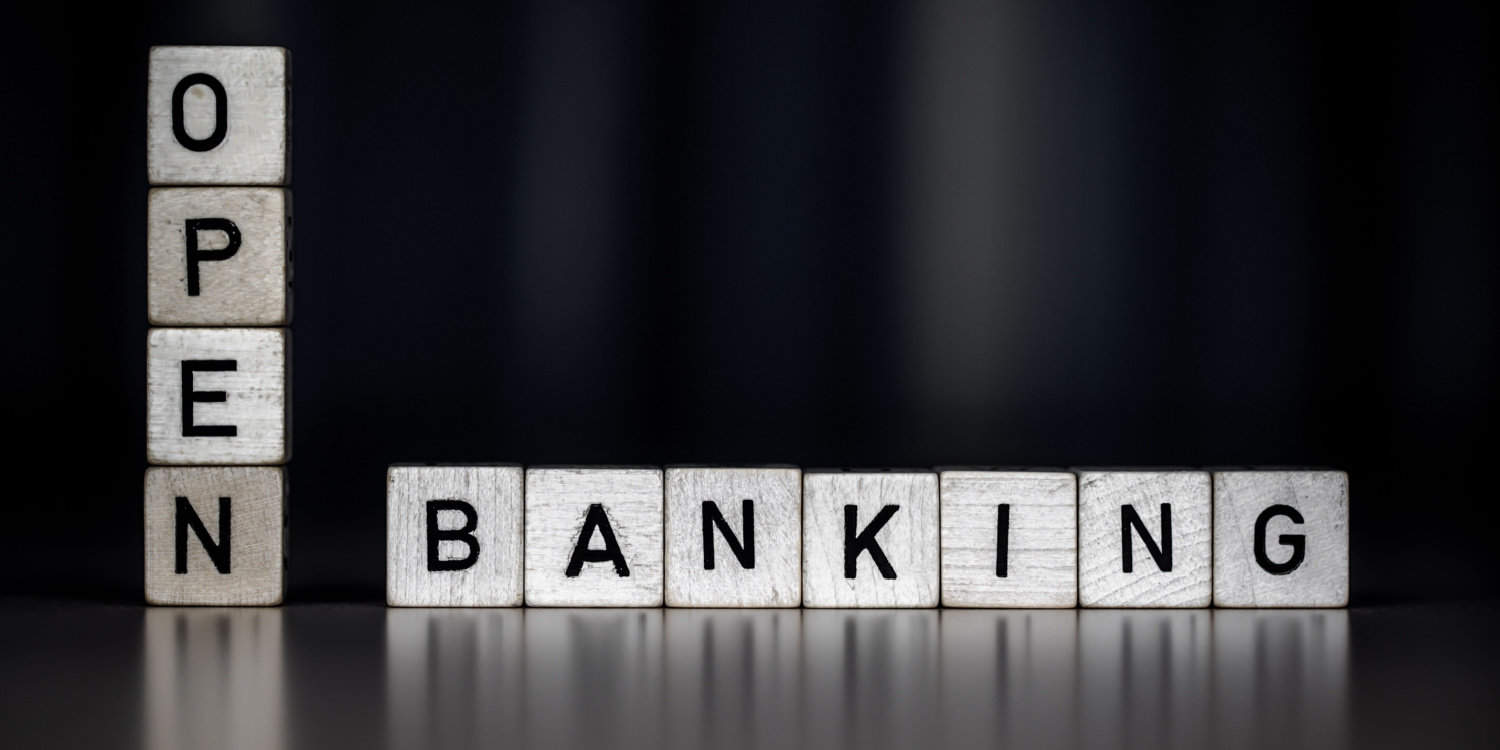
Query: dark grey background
5,0,1497,602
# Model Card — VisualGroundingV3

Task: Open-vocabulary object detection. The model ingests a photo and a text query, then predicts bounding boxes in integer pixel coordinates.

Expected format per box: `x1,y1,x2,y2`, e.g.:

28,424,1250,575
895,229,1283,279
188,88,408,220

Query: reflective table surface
4,600,1497,749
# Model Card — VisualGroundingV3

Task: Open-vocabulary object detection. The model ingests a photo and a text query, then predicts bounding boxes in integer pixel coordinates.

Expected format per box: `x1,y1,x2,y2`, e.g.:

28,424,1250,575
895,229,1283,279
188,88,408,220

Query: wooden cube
148,46,289,185
802,470,939,608
144,466,285,605
1078,471,1211,608
940,470,1077,607
147,328,289,465
387,465,524,607
1213,470,1349,607
523,467,663,606
664,466,801,607
148,188,291,326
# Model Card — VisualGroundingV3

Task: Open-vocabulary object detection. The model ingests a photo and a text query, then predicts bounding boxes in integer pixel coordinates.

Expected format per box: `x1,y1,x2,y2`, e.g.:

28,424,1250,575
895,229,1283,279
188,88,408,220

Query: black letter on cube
175,495,230,574
171,73,228,152
1122,504,1172,573
180,360,238,437
996,504,1011,577
565,503,630,577
845,504,900,579
1253,504,1306,575
702,500,755,570
426,499,481,571
184,218,241,296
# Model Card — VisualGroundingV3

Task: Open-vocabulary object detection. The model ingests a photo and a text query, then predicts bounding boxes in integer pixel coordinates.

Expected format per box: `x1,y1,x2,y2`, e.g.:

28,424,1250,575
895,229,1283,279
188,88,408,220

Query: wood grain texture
802,471,939,608
387,465,524,607
940,470,1077,607
148,328,289,465
148,188,291,326
524,467,663,606
145,466,284,605
1213,470,1349,607
148,46,289,185
665,467,801,607
1078,471,1211,608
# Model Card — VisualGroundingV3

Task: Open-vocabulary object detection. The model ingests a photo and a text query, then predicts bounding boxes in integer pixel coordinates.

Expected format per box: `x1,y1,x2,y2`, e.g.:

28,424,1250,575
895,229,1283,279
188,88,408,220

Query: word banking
371,466,1344,609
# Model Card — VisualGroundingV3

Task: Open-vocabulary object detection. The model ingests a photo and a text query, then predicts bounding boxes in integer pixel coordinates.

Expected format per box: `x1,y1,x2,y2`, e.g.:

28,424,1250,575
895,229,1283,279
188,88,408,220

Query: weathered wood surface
148,46,289,185
144,466,285,605
665,466,801,607
147,327,289,465
802,470,939,608
147,187,291,326
387,465,524,607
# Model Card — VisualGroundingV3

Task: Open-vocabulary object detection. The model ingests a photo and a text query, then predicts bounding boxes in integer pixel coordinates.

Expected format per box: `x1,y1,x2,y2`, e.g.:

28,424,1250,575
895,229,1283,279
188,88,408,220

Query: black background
6,0,1496,603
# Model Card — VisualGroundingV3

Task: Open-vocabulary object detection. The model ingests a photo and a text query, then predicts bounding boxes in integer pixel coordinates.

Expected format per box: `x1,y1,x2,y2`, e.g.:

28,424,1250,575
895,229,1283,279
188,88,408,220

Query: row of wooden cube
144,465,1345,607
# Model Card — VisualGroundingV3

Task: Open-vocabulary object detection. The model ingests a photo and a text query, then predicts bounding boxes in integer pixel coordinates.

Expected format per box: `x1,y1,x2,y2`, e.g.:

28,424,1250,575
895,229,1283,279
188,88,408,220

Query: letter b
426,499,480,571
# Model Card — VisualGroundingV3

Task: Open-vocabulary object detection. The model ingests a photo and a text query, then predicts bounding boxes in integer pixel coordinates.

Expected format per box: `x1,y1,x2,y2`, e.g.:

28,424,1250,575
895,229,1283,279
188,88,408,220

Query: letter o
171,73,228,152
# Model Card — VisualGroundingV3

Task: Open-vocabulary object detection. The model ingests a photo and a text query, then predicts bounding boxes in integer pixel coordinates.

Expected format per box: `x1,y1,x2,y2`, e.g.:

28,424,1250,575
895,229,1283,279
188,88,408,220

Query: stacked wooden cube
388,467,1348,607
128,48,1348,611
145,47,291,606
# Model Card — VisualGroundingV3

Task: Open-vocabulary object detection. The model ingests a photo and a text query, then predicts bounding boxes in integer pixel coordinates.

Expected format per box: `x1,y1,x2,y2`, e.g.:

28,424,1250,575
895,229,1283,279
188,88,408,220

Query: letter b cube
386,465,525,607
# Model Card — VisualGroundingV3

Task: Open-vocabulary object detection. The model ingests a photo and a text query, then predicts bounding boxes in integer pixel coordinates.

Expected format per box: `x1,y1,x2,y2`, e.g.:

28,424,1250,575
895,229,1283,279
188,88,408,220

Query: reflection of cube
386,465,525,606
803,470,939,607
148,46,289,185
1214,471,1349,607
144,466,284,605
665,467,801,607
148,188,291,326
1079,471,1211,607
524,467,663,606
940,470,1077,607
147,328,289,465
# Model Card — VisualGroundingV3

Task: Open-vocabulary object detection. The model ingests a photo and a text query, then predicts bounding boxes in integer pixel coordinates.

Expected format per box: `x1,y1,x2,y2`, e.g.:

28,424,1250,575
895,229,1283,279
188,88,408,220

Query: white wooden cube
665,466,801,607
524,467,663,606
148,46,289,185
940,470,1077,607
1078,471,1211,607
144,466,285,605
802,470,939,608
148,188,291,326
387,465,524,607
147,328,289,465
1213,470,1349,607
